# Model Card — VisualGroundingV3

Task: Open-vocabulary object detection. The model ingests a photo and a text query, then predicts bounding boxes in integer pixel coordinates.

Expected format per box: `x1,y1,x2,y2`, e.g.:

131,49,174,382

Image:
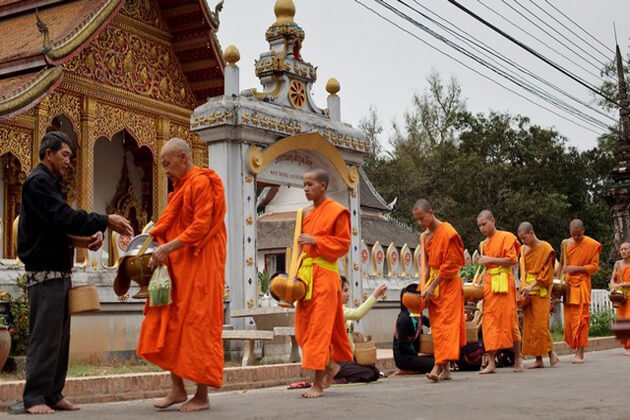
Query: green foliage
9,275,29,356
362,72,615,261
589,310,614,337
550,321,564,342
459,263,480,282
257,270,271,295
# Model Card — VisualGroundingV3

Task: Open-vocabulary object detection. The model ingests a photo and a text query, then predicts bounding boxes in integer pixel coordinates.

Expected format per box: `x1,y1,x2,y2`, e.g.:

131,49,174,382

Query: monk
609,242,630,355
295,169,353,398
517,222,559,368
559,219,601,364
412,199,466,382
476,210,523,374
137,138,227,412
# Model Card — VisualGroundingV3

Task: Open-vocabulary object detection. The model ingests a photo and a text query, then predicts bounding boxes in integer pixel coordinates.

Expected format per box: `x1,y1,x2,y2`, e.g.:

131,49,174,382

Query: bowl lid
123,234,158,257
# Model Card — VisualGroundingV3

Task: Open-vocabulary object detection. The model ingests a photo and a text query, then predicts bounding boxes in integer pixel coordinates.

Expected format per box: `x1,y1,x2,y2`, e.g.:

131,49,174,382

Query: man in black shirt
17,131,133,415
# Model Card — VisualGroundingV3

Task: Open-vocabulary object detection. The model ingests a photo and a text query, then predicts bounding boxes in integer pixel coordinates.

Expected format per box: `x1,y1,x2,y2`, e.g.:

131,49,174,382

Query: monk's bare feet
549,351,559,367
572,355,584,364
624,349,630,356
26,404,55,415
426,366,440,382
437,367,451,381
53,399,80,411
513,364,524,373
479,366,496,375
323,361,341,389
179,396,209,412
302,383,324,398
527,359,544,369
154,389,188,409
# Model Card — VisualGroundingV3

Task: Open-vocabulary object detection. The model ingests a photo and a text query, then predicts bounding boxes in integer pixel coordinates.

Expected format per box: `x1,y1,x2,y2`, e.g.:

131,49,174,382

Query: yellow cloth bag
426,268,440,298
523,273,547,297
487,266,510,293
298,257,339,301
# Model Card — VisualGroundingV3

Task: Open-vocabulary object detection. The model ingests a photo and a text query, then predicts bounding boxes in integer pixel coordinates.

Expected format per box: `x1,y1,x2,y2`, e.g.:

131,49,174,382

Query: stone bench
222,330,274,367
273,326,300,363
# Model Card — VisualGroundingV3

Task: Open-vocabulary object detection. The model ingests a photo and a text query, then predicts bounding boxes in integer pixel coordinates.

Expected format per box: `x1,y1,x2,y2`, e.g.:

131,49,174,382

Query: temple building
0,0,225,261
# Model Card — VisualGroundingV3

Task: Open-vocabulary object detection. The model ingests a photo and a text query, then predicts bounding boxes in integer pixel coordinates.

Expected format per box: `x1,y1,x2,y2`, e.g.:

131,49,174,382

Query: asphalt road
3,349,630,420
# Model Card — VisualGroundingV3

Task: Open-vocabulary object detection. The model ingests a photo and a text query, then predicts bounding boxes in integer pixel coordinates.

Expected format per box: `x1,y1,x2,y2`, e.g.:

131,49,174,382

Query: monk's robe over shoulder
424,222,466,365
614,265,630,350
137,167,227,388
521,241,555,357
481,230,521,352
295,198,353,370
563,236,601,349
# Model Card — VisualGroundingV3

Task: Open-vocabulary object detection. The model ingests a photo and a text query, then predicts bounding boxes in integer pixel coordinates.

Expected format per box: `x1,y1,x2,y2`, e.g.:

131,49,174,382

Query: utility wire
388,0,609,129
543,0,614,55
477,0,603,83
527,0,612,62
447,0,626,111
353,0,605,134
407,0,615,124
507,0,609,69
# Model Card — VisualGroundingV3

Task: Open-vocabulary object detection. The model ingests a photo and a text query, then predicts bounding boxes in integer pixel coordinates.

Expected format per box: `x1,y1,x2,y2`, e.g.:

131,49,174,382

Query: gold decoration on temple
246,257,254,266
180,87,186,100
353,263,359,271
363,292,368,300
85,53,95,69
352,227,358,236
245,175,253,183
274,0,296,25
159,77,168,93
123,53,134,73
140,67,148,83
162,52,170,66
288,79,306,109
107,56,117,72
326,78,340,95
351,189,357,198
246,216,253,225
247,298,254,308
224,45,240,65
354,298,360,308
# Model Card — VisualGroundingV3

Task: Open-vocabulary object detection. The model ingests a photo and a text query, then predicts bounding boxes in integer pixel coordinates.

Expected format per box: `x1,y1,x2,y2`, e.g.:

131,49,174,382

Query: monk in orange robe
295,169,353,398
559,219,601,364
517,222,559,368
476,210,523,374
609,242,630,355
412,199,466,382
137,138,226,412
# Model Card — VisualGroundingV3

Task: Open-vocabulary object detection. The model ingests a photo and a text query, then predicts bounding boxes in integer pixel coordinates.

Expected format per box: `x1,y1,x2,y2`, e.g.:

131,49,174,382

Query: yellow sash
426,268,440,298
487,266,510,293
520,248,547,297
298,257,339,301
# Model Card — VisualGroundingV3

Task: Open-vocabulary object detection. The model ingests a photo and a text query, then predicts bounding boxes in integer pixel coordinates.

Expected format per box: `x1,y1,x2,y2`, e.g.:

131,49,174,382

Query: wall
0,163,4,258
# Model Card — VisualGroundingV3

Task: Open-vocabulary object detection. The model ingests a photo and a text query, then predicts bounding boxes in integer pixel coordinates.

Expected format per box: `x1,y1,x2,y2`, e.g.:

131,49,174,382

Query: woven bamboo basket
419,333,434,354
465,321,479,343
68,285,101,315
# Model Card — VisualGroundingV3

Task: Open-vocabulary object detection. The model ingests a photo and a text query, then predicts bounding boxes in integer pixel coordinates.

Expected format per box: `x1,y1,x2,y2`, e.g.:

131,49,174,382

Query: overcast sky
216,1,630,151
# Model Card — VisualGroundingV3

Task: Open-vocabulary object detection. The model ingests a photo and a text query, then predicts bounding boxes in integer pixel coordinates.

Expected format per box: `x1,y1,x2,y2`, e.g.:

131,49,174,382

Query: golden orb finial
224,45,240,65
274,0,295,25
326,78,340,95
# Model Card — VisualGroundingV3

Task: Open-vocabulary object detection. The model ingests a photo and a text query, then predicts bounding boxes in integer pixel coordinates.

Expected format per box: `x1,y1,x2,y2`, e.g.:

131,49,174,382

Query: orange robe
295,198,353,370
424,222,466,365
613,265,630,349
520,241,555,357
563,236,601,349
137,167,227,387
481,230,521,352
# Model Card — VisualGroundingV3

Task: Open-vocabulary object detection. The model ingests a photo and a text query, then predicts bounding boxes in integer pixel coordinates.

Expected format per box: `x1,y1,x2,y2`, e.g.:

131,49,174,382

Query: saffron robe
481,230,521,352
137,167,227,387
520,241,555,357
295,198,353,370
613,265,630,349
424,222,466,365
563,236,601,349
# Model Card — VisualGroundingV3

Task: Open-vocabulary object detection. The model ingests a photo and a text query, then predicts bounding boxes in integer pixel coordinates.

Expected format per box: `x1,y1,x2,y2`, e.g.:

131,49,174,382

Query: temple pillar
155,117,169,215
348,183,363,310
77,96,97,263
32,99,49,169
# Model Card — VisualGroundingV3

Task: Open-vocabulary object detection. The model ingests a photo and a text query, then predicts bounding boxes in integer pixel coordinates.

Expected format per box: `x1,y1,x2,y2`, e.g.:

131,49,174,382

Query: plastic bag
148,265,172,307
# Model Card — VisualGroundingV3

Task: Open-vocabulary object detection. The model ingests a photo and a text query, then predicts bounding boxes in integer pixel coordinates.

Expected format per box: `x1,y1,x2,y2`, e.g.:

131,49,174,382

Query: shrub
589,309,614,337
8,275,29,356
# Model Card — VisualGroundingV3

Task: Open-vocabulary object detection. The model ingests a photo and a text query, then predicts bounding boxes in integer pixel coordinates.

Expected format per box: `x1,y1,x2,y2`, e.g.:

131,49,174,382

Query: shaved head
518,222,534,234
161,137,192,159
477,209,494,220
304,168,329,190
413,199,432,212
570,219,584,230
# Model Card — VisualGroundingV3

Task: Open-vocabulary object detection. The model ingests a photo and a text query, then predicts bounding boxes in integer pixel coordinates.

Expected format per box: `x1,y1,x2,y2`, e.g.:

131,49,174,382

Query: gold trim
247,132,359,189
47,0,124,62
0,67,63,117
251,76,284,100
400,243,412,278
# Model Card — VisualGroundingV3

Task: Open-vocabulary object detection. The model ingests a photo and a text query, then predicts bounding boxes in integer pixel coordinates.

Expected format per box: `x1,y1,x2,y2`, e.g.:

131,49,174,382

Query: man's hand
477,255,491,265
423,279,438,301
87,231,104,251
108,214,134,237
521,285,533,296
149,243,171,270
562,265,581,274
372,283,387,299
297,234,316,246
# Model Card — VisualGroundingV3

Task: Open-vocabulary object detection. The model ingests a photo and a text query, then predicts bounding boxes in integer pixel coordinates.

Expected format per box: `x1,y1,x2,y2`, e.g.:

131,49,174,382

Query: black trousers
23,278,71,409
334,361,380,384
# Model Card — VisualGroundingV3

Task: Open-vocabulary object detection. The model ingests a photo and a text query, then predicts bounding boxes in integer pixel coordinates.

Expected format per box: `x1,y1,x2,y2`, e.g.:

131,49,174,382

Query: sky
215,1,630,151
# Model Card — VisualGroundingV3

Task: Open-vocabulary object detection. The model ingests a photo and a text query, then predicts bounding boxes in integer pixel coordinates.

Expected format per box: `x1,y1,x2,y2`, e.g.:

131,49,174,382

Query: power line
447,0,626,111
407,0,615,124
352,0,606,134
543,0,614,55
527,0,612,63
477,0,604,83
387,0,609,129
506,0,609,69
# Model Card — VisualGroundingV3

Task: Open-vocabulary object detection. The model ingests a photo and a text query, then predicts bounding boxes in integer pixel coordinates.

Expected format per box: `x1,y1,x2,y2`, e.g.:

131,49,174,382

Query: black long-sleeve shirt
18,164,108,272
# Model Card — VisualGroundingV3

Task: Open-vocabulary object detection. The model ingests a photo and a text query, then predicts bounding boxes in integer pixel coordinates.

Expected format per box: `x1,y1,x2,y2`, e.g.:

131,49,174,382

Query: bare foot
425,372,439,382
154,389,188,409
549,352,560,367
572,356,584,364
438,369,452,381
479,366,496,375
26,404,55,415
513,365,524,373
302,383,324,398
179,397,209,412
323,362,341,389
53,399,80,411
624,350,630,356
527,361,544,369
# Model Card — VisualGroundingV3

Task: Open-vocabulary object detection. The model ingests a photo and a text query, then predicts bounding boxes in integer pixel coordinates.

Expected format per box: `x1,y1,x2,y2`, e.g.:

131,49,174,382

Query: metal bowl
113,234,158,299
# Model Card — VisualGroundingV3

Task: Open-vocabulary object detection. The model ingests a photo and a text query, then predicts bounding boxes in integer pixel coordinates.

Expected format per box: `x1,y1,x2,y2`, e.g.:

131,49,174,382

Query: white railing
590,289,613,313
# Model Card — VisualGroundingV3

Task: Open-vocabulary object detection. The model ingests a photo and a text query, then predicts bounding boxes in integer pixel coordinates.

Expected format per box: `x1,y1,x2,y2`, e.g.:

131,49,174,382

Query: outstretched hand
108,214,134,237
87,231,104,251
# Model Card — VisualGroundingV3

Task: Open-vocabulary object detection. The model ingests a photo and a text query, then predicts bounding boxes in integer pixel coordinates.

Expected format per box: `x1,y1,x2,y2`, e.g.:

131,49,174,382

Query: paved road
3,349,630,420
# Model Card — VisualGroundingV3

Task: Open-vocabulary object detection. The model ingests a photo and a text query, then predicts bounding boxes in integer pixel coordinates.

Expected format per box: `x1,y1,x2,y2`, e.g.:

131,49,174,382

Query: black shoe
6,400,25,415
